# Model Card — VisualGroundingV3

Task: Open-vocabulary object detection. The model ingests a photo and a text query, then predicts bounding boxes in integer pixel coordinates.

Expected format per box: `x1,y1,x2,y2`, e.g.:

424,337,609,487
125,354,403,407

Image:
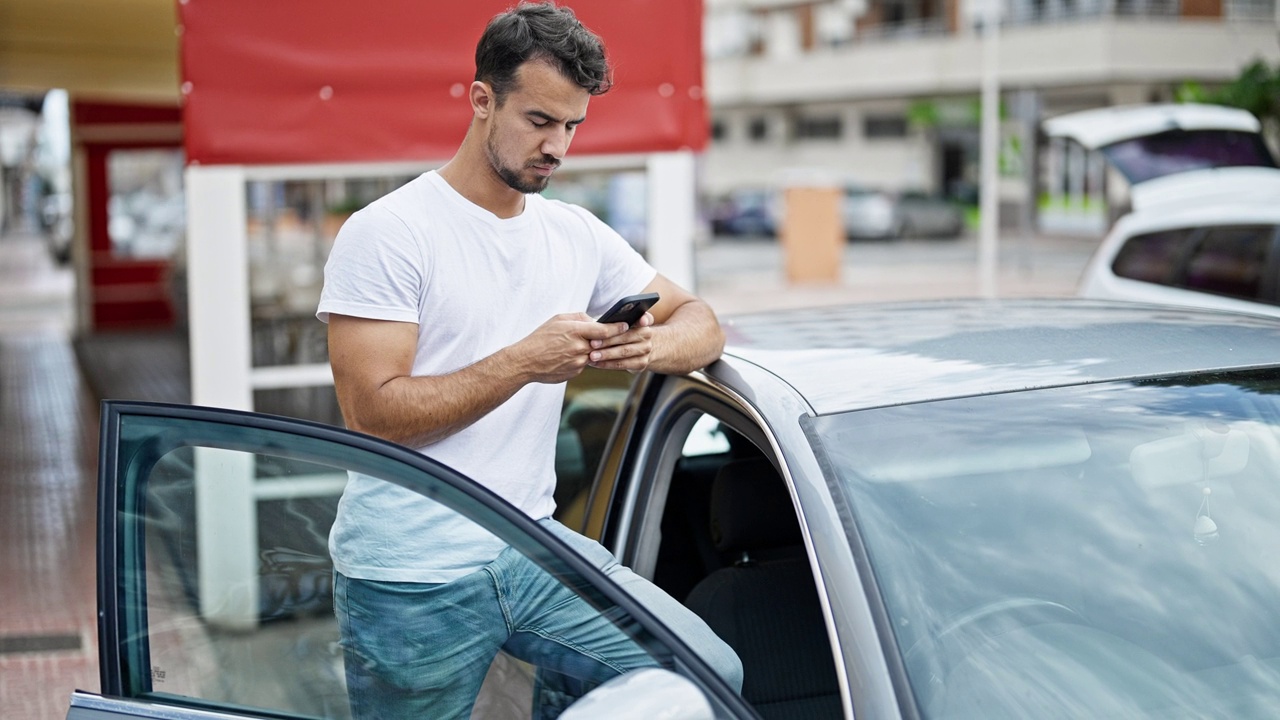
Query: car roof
717,299,1280,415
1128,166,1280,212
1043,103,1260,150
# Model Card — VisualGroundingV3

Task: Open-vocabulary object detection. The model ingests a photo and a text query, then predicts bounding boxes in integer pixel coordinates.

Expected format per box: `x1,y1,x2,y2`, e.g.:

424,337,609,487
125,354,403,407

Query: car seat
683,458,842,719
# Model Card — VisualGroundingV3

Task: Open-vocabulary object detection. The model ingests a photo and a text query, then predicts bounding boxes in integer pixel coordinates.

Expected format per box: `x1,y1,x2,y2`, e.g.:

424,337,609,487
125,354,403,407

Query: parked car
1048,103,1280,318
842,185,965,240
39,190,74,264
72,299,1280,719
708,188,778,237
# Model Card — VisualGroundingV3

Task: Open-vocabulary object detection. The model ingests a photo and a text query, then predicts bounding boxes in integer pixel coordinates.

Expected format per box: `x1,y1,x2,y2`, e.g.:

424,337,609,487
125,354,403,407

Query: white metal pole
186,164,253,411
979,0,1002,298
186,164,259,629
646,150,698,292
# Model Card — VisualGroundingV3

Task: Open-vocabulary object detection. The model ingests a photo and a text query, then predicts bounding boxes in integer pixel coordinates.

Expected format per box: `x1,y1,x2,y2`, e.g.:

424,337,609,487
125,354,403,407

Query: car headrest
709,457,803,553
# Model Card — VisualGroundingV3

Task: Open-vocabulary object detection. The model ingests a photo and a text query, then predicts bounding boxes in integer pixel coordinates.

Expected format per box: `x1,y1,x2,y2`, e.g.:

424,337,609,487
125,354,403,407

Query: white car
1047,103,1280,318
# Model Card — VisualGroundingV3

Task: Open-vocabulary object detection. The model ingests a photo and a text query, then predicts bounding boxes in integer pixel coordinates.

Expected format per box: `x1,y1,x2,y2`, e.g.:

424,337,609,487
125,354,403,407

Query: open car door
69,401,754,720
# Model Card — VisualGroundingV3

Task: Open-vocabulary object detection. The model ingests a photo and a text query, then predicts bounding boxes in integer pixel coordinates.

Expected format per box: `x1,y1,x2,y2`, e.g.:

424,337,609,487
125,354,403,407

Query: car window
1101,129,1278,184
1111,227,1195,284
98,403,743,720
1178,225,1274,301
555,367,634,528
808,369,1280,717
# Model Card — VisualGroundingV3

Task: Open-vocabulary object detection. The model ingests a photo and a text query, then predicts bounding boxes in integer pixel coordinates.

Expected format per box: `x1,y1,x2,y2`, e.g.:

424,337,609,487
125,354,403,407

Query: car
1048,103,1280,318
71,298,1280,719
708,188,779,237
842,185,965,240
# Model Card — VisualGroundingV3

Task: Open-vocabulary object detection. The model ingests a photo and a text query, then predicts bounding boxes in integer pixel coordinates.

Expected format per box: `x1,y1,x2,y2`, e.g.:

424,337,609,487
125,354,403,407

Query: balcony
706,0,1279,106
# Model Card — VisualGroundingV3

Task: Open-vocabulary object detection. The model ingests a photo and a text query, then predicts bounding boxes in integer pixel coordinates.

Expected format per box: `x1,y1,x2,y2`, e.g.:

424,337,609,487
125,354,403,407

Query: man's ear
470,81,494,120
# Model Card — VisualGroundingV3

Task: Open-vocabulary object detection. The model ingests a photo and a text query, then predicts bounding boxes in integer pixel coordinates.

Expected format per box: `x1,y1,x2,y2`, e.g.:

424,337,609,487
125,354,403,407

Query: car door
70,400,755,720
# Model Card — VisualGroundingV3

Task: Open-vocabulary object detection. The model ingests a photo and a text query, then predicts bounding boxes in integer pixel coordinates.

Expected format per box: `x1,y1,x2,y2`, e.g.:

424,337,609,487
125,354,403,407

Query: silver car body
589,299,1280,718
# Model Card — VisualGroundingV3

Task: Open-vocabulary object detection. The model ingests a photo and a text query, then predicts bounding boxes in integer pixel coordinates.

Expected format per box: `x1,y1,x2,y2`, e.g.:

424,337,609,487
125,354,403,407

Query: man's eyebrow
527,109,587,125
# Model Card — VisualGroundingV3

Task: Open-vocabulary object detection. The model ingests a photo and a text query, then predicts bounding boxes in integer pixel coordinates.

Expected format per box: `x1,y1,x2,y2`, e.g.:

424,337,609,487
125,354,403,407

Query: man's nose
542,128,570,159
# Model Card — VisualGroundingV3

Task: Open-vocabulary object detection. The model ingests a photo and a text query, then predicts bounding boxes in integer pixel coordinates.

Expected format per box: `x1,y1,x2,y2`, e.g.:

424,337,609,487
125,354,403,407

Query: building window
710,119,728,142
793,115,843,140
748,116,770,142
864,114,909,139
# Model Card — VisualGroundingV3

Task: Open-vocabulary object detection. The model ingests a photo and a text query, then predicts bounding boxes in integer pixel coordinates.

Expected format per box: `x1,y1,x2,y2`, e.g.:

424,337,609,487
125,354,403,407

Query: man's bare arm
587,273,725,375
328,312,621,447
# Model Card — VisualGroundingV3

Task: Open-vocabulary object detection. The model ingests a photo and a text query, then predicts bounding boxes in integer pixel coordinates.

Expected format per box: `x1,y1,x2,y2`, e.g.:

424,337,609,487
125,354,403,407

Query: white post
186,164,253,411
979,0,1002,298
185,165,259,629
646,151,698,292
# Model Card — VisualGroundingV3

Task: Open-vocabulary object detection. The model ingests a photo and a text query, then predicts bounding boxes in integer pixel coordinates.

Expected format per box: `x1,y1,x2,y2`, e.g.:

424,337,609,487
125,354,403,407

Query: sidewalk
0,232,99,719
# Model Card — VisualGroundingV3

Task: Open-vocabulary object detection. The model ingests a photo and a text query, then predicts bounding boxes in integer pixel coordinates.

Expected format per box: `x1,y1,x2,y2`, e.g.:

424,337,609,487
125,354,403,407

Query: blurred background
0,0,1277,716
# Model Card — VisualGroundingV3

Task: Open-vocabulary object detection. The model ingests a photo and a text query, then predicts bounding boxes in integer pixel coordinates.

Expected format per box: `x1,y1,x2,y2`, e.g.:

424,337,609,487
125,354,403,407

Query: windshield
1102,129,1277,184
809,368,1280,718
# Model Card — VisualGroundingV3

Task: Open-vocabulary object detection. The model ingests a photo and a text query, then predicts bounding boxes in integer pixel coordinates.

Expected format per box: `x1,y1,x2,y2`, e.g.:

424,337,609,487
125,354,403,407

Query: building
702,0,1280,233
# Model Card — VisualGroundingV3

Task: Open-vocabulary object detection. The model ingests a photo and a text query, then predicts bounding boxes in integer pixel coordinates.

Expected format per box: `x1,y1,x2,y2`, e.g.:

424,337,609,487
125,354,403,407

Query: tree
1177,59,1280,157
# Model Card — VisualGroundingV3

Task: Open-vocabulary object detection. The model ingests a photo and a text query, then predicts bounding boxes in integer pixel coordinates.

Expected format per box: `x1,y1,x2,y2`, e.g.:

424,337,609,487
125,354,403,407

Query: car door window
95,402,746,720
555,367,634,528
1111,227,1195,285
1178,225,1274,301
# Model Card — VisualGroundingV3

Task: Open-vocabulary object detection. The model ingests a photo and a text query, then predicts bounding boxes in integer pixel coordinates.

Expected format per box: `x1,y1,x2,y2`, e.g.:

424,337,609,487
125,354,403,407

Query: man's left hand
586,312,654,372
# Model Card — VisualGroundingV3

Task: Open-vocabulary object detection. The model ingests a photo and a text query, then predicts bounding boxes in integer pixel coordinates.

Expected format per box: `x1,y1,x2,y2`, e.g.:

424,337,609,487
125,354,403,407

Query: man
316,2,742,718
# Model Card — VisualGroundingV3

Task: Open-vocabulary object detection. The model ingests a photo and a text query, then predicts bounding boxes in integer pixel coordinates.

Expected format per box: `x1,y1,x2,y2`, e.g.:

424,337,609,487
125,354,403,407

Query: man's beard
487,132,556,194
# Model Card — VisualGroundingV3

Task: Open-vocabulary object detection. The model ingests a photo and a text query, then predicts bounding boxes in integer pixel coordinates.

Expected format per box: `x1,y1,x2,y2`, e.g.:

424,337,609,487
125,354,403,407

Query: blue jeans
334,518,743,720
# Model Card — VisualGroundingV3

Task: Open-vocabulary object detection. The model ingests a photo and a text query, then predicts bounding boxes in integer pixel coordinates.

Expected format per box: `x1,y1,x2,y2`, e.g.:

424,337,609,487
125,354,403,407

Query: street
696,231,1100,315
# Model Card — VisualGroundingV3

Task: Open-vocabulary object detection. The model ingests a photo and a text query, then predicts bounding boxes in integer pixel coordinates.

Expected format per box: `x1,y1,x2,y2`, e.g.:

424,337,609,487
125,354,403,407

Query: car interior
641,417,844,720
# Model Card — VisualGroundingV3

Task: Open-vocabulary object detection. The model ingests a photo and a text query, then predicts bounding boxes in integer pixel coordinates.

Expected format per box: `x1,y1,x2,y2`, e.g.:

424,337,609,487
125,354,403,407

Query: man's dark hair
475,2,612,102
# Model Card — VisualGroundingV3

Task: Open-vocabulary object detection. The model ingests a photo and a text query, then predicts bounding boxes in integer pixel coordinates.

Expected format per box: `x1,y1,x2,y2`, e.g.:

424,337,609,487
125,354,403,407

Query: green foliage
1178,59,1280,128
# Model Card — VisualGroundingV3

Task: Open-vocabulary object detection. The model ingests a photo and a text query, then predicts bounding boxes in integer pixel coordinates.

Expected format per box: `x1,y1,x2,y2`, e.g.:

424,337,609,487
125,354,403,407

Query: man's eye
531,119,548,128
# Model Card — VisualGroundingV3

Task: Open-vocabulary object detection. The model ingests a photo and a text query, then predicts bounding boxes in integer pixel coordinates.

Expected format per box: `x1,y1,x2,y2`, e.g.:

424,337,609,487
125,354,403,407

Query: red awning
177,0,706,165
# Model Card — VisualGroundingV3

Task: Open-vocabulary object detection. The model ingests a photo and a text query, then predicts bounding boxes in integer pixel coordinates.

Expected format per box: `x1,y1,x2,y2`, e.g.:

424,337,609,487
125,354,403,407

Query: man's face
484,60,591,194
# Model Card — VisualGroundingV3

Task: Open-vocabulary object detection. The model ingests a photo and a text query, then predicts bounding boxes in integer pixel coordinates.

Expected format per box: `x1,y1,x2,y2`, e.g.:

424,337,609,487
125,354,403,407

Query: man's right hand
508,313,628,384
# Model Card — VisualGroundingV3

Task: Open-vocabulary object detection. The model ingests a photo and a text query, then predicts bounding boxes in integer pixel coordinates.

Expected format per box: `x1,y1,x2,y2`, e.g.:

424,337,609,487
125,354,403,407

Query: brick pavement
0,233,99,720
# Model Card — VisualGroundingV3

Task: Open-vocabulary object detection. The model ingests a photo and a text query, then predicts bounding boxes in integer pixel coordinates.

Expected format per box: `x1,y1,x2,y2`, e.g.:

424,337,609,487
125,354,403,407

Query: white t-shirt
317,171,655,582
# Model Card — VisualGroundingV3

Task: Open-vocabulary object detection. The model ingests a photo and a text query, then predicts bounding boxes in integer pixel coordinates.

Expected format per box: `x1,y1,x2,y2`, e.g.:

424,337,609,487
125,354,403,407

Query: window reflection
811,370,1280,717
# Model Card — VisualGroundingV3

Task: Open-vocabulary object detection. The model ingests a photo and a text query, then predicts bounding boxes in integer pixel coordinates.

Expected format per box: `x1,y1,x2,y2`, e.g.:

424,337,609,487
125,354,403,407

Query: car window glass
555,367,634,528
107,409,719,720
1177,225,1273,301
1101,129,1278,184
1111,227,1194,284
808,370,1280,717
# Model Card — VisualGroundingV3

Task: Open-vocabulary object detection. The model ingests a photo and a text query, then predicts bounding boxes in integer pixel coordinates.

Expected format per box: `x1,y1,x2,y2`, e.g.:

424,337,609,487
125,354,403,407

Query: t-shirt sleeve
569,206,658,318
316,205,425,324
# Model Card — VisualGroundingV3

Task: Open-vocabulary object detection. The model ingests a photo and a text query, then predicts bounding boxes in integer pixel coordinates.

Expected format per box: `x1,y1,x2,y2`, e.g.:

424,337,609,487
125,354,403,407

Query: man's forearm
646,299,725,374
343,347,528,448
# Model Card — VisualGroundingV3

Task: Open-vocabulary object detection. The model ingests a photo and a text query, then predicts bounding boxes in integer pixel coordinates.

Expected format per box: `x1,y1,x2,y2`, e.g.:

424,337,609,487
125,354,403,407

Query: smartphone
597,292,660,326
